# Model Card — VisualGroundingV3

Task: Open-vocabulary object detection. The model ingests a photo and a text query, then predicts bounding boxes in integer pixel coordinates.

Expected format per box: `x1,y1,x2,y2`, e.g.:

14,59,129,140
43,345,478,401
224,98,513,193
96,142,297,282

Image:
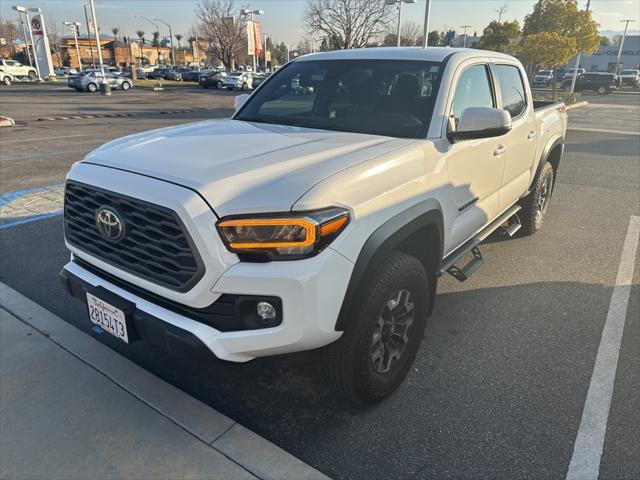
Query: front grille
64,181,204,291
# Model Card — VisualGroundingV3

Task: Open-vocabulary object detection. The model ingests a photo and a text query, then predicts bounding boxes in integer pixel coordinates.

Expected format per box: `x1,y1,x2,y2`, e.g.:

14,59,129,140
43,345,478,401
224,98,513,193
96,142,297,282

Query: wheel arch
531,135,563,193
335,199,443,331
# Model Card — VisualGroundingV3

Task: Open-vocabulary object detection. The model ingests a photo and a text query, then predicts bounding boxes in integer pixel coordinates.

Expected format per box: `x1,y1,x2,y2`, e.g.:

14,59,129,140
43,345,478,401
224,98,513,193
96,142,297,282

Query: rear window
495,64,527,118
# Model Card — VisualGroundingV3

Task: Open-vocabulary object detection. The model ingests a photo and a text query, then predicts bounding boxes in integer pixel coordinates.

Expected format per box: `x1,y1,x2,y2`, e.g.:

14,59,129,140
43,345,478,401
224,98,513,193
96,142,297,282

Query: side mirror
448,107,512,143
234,93,250,111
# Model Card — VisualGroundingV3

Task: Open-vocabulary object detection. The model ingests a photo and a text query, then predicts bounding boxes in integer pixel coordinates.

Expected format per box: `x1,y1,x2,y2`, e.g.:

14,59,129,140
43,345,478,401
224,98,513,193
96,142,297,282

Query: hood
83,118,413,216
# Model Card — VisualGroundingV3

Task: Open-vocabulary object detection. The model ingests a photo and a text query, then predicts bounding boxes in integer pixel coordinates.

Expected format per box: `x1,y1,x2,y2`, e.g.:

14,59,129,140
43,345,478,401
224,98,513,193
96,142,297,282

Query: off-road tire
519,161,554,236
324,251,430,405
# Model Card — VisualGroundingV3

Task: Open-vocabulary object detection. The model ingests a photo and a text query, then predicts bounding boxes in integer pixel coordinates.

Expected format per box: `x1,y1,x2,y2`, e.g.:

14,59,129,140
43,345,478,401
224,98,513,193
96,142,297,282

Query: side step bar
438,205,522,281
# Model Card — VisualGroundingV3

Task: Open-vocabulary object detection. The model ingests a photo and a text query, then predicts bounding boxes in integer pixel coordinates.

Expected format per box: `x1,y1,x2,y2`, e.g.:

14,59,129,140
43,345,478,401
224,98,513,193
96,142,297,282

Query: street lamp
63,21,82,71
615,19,636,75
385,0,416,47
12,5,41,79
154,18,174,66
241,8,264,72
88,0,110,95
422,0,432,48
460,25,471,48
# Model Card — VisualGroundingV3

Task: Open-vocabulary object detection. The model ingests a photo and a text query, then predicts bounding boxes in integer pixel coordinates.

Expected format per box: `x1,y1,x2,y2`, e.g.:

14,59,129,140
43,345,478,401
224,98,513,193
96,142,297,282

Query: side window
495,65,527,118
451,65,494,125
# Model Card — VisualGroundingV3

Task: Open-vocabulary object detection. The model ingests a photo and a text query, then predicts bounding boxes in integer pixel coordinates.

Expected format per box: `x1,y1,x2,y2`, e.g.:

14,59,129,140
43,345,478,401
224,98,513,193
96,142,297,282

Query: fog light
257,301,276,320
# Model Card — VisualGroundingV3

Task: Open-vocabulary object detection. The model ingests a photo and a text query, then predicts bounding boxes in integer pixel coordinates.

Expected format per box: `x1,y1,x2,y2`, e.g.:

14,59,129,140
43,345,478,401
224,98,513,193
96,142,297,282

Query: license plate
86,292,130,343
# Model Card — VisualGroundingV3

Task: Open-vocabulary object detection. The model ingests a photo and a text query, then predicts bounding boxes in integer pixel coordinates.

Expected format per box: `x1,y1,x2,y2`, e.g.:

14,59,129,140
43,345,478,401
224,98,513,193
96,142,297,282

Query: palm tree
152,31,160,48
136,30,145,45
111,27,119,41
175,33,183,49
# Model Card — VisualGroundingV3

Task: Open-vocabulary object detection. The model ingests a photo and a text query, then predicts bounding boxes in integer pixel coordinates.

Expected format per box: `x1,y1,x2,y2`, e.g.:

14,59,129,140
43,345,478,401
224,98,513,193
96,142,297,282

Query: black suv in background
563,72,618,95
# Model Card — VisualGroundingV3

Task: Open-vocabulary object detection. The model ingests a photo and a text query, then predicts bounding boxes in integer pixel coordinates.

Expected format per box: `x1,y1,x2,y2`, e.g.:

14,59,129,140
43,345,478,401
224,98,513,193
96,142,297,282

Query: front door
444,63,505,253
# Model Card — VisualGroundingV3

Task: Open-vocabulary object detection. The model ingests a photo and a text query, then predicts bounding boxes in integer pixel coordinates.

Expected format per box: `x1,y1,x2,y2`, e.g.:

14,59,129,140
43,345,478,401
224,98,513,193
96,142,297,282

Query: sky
1,0,638,45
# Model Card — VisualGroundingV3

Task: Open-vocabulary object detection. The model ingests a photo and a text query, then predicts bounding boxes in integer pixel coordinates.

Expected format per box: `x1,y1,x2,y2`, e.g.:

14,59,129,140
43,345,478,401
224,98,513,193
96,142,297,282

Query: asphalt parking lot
1,84,638,479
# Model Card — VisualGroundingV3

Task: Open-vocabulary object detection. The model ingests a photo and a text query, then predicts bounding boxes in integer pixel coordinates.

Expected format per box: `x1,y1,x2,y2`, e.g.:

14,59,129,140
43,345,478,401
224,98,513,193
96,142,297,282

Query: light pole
136,16,160,64
63,21,82,71
12,6,33,67
422,0,432,48
12,5,41,79
460,25,471,48
385,0,417,47
154,18,174,66
88,0,110,95
241,8,264,72
615,19,635,74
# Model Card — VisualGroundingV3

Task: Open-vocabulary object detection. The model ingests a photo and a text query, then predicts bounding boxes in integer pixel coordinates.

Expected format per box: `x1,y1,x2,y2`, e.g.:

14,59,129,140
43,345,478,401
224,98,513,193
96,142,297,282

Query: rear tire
121,81,130,90
519,161,554,236
216,80,223,89
28,70,36,80
324,251,430,405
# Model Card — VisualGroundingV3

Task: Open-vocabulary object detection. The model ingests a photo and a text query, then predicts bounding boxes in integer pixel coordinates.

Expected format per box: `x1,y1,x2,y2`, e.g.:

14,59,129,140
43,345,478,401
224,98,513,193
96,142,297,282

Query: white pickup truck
60,48,567,404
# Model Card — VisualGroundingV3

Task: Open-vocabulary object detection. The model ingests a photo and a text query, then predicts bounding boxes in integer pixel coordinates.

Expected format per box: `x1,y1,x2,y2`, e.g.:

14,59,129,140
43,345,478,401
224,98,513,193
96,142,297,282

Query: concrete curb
0,116,15,127
565,101,589,111
0,282,330,480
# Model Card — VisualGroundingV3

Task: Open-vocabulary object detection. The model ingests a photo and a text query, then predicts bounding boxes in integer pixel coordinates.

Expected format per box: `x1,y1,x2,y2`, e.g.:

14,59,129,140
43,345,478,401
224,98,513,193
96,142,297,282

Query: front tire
324,251,430,405
597,86,607,95
2,77,11,86
28,70,36,80
87,82,98,93
519,161,554,236
121,81,130,90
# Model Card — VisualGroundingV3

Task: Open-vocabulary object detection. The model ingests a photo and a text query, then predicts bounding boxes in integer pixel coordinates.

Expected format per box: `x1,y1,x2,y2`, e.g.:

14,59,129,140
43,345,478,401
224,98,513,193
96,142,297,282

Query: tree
520,31,576,98
303,0,391,49
111,27,119,41
196,0,247,70
46,18,64,69
427,30,442,46
599,35,610,46
175,33,183,49
136,30,145,45
152,31,160,48
475,20,520,53
522,0,599,55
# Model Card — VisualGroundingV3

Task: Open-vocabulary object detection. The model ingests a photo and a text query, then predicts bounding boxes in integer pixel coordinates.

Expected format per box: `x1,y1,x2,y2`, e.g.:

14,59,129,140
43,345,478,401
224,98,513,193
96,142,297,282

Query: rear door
493,63,537,210
443,62,505,251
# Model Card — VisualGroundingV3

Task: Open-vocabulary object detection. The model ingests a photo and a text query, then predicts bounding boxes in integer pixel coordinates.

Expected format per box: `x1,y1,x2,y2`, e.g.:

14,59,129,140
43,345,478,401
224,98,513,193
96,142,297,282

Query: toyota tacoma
60,48,567,404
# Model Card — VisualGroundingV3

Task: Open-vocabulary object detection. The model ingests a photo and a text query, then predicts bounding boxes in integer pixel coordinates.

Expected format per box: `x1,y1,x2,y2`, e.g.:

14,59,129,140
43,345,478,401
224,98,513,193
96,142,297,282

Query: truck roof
295,46,517,64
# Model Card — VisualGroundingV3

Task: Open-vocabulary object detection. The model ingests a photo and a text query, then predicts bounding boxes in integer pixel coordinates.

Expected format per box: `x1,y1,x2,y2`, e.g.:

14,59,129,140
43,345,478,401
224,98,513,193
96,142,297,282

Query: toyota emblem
95,207,125,243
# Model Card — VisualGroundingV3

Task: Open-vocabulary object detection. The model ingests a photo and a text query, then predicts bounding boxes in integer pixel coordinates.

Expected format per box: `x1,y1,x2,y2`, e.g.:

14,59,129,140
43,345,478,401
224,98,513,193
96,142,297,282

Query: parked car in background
532,70,553,86
0,59,37,79
563,72,617,94
54,67,78,76
123,67,146,79
67,71,133,92
222,71,253,90
0,71,14,86
618,69,640,88
252,73,269,89
164,69,183,81
148,68,169,80
562,68,585,81
199,70,227,89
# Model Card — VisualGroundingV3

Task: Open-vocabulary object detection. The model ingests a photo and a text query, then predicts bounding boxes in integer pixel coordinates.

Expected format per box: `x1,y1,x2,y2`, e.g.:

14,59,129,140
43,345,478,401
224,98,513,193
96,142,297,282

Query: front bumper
60,246,352,362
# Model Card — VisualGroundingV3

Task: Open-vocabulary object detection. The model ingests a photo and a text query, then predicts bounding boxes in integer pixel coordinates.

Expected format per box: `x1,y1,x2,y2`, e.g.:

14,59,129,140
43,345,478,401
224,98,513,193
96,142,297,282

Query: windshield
621,70,637,75
236,59,443,139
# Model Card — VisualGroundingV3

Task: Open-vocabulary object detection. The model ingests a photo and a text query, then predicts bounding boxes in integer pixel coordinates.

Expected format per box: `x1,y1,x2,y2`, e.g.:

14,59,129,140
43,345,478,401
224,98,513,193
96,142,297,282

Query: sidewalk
0,284,329,480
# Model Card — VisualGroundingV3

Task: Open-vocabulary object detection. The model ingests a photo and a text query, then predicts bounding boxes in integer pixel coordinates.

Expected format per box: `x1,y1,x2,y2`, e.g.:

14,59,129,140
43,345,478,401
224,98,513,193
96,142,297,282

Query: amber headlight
216,208,350,260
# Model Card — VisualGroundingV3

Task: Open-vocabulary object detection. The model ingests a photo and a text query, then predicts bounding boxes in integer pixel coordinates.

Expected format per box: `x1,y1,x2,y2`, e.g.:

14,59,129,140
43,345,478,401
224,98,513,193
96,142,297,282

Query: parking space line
567,127,638,136
566,215,640,480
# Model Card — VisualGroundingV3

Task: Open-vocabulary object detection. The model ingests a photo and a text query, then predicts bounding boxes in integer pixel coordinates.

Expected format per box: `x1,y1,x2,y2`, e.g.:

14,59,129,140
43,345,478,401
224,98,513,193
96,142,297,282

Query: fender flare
334,199,443,331
531,135,564,191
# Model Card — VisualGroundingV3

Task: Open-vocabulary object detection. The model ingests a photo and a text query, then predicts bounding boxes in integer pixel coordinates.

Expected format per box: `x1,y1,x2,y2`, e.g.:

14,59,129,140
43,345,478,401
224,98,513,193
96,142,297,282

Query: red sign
31,17,43,36
254,21,263,56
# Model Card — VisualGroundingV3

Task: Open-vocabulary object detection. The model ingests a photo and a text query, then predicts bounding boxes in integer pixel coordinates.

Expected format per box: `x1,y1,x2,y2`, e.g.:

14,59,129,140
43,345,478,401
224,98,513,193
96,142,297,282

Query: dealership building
566,35,640,72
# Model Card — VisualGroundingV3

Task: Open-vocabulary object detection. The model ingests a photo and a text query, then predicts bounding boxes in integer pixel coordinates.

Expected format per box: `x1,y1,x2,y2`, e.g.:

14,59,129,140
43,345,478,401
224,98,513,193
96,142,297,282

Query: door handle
527,131,537,140
493,145,506,156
